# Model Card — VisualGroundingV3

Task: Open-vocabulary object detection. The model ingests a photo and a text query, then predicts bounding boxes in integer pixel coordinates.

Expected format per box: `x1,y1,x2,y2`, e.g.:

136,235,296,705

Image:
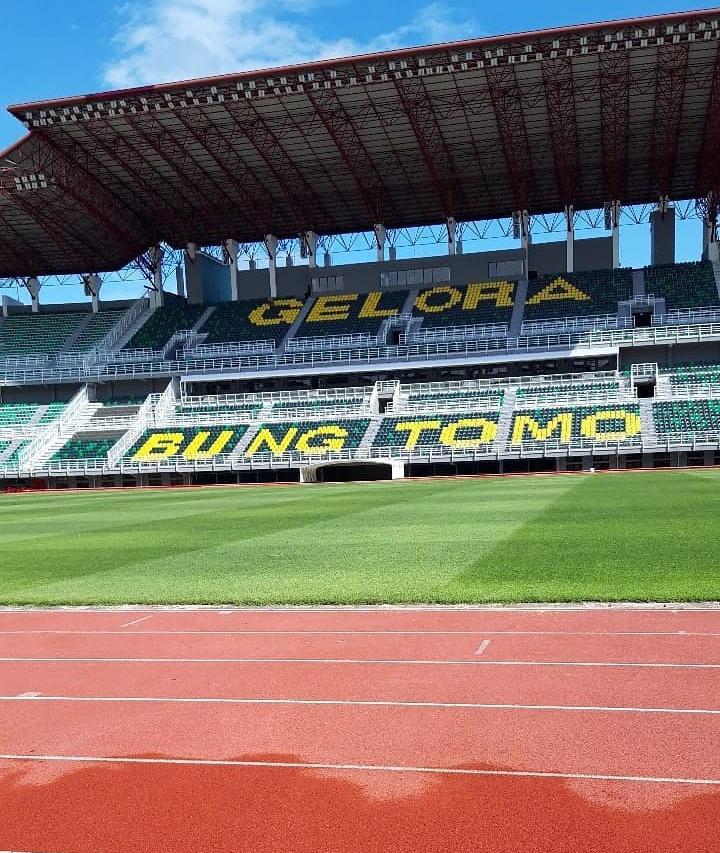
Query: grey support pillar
150,245,165,307
82,274,102,313
447,217,457,256
650,200,675,266
703,216,719,263
224,239,240,301
374,223,386,262
605,201,621,269
304,231,318,269
515,210,531,276
26,277,42,313
264,234,278,298
565,206,574,273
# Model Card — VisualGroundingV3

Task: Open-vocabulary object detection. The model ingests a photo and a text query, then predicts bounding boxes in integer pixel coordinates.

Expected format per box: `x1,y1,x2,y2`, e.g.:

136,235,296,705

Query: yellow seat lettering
248,298,303,327
462,281,514,310
580,410,642,441
295,425,348,455
183,430,236,460
511,414,573,444
527,277,591,305
394,420,443,449
414,286,462,315
134,432,185,460
245,427,298,457
306,294,358,323
358,291,400,319
440,418,498,448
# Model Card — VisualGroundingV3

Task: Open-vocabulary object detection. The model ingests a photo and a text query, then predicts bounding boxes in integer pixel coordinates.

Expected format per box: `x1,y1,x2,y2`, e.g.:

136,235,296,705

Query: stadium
1,5,720,852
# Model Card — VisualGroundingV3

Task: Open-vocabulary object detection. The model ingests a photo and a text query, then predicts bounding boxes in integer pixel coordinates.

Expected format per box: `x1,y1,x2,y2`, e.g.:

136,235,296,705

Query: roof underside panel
1,9,719,276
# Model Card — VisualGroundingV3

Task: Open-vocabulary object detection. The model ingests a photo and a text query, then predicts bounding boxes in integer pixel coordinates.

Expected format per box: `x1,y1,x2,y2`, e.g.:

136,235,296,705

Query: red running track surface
0,606,718,853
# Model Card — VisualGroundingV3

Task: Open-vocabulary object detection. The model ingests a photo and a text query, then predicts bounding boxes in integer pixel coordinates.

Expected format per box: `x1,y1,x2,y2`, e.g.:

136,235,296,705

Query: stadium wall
185,237,613,304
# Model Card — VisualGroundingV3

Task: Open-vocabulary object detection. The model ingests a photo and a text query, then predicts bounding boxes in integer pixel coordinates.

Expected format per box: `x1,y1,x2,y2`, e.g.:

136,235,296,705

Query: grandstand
0,8,720,488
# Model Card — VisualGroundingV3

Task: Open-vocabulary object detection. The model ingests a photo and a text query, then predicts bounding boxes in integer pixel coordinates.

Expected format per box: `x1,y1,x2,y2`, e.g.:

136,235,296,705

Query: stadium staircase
110,300,157,351
357,417,383,453
638,398,658,442
60,313,94,352
0,439,24,463
17,387,101,468
495,387,518,448
632,269,645,297
712,261,720,301
508,280,528,337
277,295,318,356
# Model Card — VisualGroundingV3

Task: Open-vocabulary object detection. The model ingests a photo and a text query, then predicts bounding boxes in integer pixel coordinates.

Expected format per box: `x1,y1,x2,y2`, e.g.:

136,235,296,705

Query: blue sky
0,0,705,302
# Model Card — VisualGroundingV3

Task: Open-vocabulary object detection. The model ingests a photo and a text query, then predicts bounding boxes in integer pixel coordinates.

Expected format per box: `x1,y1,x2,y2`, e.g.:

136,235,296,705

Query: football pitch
1,469,719,605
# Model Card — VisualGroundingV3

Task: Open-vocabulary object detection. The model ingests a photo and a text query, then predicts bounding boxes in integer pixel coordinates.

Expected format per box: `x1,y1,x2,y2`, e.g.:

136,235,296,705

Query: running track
0,606,719,853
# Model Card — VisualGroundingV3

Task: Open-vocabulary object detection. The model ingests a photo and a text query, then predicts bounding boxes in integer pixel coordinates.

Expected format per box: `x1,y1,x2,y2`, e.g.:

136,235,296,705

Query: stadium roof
1,8,720,278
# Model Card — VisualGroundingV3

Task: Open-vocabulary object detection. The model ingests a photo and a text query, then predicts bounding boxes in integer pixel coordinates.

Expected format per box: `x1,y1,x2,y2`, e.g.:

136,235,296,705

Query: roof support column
224,239,240,302
605,201,621,269
650,200,675,266
264,234,278,298
149,245,165,307
447,217,457,256
514,211,531,277
25,277,42,313
565,206,574,273
704,217,719,263
374,224,386,263
82,274,102,313
304,231,318,269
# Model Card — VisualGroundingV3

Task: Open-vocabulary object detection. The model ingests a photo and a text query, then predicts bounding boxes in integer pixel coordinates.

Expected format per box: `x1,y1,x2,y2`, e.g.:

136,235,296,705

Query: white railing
286,332,378,351
17,386,91,468
514,392,636,408
93,296,151,354
182,340,275,359
653,307,720,326
408,323,508,343
106,393,159,465
521,315,632,335
0,353,51,368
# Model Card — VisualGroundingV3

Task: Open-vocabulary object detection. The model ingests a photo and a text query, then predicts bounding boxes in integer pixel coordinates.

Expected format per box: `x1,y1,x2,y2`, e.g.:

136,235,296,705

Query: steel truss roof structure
1,8,720,278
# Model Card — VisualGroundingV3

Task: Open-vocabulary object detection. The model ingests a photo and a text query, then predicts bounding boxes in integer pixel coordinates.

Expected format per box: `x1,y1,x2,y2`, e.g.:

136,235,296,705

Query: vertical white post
520,211,531,276
611,201,621,269
264,234,278,298
565,206,574,273
447,217,457,256
84,274,102,313
225,239,239,301
26,277,42,313
304,231,317,269
707,219,719,262
374,223,386,262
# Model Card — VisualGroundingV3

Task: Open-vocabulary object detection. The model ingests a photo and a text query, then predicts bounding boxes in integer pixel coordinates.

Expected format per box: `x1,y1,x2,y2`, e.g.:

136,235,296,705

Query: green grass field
1,469,719,605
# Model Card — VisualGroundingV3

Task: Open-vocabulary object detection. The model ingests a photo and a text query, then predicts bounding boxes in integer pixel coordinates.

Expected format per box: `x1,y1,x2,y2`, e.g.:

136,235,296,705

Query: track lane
0,700,718,781
1,630,719,664
1,606,720,633
1,660,719,710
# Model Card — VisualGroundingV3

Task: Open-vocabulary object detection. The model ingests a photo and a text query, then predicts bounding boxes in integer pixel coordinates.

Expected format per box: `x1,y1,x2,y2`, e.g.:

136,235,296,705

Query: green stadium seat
125,303,205,350
67,310,126,352
644,262,719,309
129,425,248,461
510,405,641,443
374,411,500,450
652,400,720,433
201,299,301,345
412,282,515,328
0,312,88,356
52,431,125,461
523,269,633,320
295,290,408,340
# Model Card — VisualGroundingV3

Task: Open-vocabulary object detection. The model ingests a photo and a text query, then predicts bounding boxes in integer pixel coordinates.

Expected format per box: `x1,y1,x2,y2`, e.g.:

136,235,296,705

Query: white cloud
102,0,479,89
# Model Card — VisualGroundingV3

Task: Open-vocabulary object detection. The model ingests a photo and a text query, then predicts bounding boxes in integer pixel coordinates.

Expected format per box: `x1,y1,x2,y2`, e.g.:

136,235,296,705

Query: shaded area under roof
1,8,720,277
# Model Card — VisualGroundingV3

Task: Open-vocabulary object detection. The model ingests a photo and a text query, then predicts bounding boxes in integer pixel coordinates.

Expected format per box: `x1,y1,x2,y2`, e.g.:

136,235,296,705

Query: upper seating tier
0,312,88,356
644,262,719,309
412,281,515,328
125,303,205,350
523,269,633,320
201,299,303,345
295,290,409,340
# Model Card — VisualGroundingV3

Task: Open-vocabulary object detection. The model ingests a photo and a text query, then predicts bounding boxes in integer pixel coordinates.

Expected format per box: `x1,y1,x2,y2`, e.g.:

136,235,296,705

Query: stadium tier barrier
5,364,720,476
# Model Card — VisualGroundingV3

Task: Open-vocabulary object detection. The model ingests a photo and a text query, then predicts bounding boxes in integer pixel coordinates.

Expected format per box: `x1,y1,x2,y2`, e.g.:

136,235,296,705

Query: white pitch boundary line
1,605,719,613
0,656,719,669
0,753,717,786
0,629,714,637
1,694,719,715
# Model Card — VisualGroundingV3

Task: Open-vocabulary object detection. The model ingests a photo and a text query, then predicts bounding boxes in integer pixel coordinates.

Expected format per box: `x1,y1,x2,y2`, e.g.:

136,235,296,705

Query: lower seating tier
130,426,248,461
652,400,720,434
510,405,642,444
52,432,125,461
374,412,500,450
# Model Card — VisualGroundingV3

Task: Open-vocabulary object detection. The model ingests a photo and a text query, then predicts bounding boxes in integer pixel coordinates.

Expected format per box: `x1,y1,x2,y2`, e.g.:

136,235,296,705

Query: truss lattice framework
1,9,719,278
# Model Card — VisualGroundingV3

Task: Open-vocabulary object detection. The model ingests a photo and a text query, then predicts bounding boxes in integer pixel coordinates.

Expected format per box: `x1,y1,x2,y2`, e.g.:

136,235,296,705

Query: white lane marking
0,694,718,715
1,629,718,637
15,692,41,699
0,657,719,669
475,640,491,655
0,753,717,786
1,605,718,613
120,615,152,628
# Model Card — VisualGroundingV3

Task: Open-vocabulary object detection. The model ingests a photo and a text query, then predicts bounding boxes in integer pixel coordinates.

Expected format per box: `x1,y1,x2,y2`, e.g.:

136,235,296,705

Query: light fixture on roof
13,173,49,191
